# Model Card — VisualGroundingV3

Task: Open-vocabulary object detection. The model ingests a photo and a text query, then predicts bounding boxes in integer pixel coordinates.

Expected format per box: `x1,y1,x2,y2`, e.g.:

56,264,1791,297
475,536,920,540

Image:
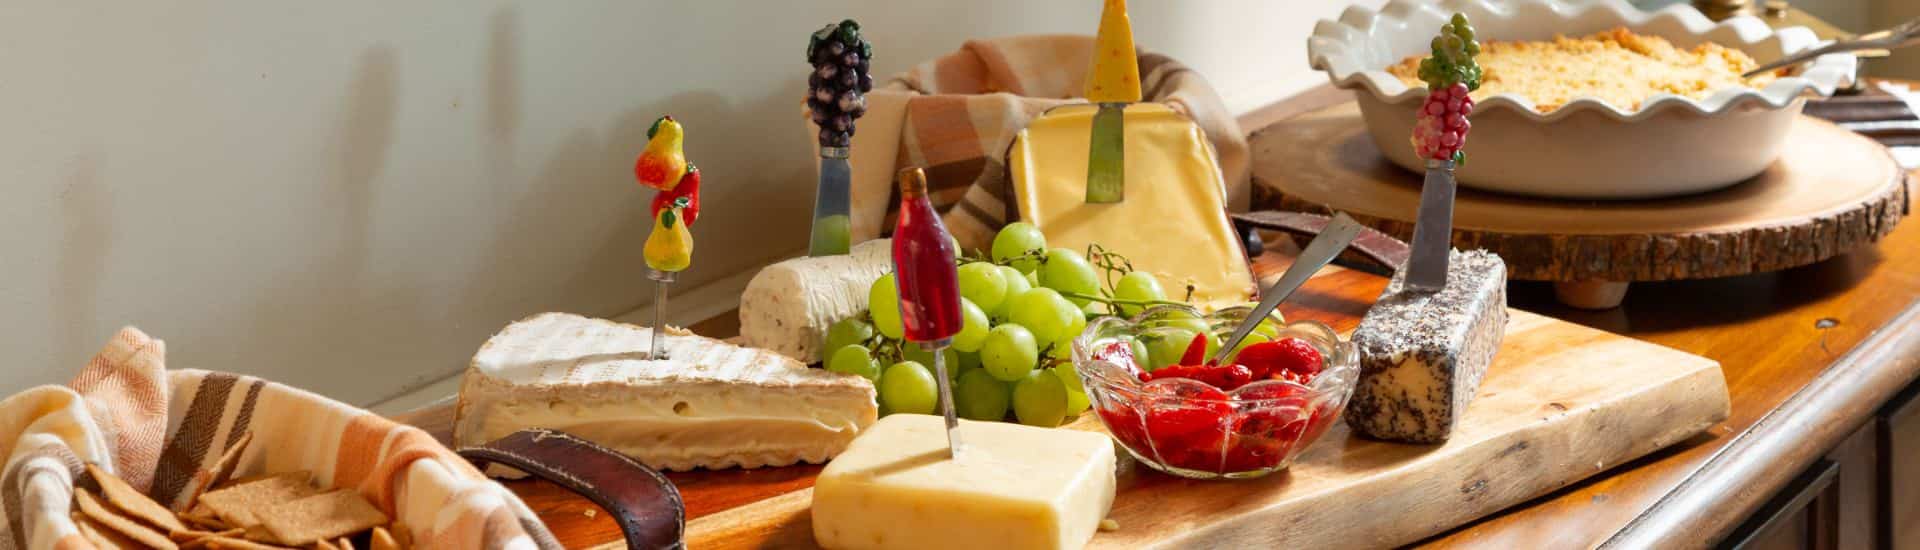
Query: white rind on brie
455,312,878,472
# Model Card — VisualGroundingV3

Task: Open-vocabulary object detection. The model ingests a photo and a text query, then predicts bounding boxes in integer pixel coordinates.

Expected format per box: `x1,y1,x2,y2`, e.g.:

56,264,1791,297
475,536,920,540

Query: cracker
368,526,400,550
172,526,245,545
182,510,230,531
258,490,388,546
188,534,294,549
87,463,188,533
198,473,321,528
315,539,340,550
73,512,141,550
335,536,354,550
74,490,179,550
182,432,255,512
215,471,301,492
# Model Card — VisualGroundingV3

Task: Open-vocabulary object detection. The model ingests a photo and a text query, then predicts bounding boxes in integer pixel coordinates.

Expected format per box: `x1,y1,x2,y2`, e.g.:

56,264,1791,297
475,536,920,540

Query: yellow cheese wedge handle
1084,0,1141,103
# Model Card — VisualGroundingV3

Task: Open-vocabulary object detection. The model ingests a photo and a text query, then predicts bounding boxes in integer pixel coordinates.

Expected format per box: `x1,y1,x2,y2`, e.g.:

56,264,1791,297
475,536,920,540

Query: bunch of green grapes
821,222,1187,427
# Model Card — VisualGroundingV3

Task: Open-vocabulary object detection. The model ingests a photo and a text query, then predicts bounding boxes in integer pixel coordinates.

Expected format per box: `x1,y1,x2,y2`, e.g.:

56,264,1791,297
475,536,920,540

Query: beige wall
2,1,1373,405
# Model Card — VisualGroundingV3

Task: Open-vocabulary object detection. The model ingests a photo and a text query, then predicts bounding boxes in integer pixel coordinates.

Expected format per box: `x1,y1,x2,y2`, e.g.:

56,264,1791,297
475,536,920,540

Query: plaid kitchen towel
814,34,1250,250
0,327,560,550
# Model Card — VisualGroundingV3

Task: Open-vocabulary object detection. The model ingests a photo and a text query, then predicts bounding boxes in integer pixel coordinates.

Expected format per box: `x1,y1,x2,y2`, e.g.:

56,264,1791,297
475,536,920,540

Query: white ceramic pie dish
1308,0,1856,199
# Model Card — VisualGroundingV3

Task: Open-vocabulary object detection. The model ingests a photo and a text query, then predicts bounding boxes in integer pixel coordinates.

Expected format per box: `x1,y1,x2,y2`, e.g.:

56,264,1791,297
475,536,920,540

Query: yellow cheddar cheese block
811,414,1116,550
1084,0,1140,103
1009,103,1256,310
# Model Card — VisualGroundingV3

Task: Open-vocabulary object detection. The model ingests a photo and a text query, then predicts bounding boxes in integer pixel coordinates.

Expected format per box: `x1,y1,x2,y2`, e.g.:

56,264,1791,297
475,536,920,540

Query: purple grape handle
806,19,874,148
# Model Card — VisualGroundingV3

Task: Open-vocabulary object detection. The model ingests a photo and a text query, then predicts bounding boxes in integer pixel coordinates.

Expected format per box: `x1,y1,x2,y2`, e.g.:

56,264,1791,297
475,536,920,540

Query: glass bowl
1071,304,1358,479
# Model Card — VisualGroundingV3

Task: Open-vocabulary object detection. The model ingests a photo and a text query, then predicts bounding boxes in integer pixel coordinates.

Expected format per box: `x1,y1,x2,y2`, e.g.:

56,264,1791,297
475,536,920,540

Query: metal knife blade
1210,212,1365,365
1085,103,1125,203
1404,160,1457,291
807,149,853,256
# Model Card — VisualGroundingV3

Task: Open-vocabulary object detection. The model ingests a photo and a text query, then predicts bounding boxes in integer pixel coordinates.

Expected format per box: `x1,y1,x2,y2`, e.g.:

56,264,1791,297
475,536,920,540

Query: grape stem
1057,291,1185,310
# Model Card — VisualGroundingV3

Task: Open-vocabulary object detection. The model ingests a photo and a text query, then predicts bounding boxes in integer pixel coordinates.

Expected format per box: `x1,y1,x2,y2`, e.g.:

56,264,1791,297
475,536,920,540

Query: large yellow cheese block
1009,103,1255,310
811,414,1116,550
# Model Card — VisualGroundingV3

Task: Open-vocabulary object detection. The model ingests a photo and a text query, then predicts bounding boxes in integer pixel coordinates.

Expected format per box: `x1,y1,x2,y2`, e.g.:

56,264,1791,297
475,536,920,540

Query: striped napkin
816,34,1250,250
0,327,559,550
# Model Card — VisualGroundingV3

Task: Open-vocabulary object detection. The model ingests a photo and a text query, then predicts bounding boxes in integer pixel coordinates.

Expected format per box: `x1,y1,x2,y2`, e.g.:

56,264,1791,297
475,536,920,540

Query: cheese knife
1404,159,1458,291
1083,0,1140,204
1211,212,1364,365
806,20,873,256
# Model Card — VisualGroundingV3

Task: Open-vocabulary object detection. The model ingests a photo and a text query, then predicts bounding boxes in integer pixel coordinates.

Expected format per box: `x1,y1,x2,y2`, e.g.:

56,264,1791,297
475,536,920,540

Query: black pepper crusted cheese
1346,249,1508,443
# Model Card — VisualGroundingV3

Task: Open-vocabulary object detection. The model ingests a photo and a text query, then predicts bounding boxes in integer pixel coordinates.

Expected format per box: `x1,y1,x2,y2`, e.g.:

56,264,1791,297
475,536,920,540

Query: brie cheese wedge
454,312,878,472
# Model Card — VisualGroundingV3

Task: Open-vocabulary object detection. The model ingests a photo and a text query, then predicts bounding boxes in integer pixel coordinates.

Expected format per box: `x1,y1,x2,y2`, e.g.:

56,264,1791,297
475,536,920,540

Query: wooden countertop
398,85,1920,549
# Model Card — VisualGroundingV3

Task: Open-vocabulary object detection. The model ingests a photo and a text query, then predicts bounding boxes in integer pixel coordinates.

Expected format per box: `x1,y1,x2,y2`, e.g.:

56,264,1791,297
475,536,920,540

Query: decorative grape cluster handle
806,20,874,149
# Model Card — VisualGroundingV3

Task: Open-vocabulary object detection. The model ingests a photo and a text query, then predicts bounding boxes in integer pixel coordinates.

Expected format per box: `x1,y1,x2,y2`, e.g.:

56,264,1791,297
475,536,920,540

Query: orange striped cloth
0,328,558,549
814,34,1249,250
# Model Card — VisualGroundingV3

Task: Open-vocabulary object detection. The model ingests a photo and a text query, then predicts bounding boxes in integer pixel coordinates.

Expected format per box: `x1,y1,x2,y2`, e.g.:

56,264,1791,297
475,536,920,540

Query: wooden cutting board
394,267,1730,549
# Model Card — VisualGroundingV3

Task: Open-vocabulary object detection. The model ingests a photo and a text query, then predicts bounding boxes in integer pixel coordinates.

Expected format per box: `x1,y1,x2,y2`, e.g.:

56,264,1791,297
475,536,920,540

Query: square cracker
86,463,188,533
258,489,388,545
73,512,140,550
181,431,254,512
74,490,178,550
197,473,320,528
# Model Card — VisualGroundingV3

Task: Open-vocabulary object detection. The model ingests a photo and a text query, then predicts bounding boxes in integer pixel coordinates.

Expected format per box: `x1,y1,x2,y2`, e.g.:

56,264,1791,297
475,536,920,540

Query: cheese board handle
1230,210,1411,268
459,429,686,550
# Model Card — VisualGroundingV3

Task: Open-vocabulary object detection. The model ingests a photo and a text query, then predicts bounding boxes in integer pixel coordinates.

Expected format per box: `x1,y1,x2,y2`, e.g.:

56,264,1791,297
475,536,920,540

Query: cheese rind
455,313,877,472
1009,104,1255,310
1346,250,1508,443
739,239,892,363
811,415,1116,550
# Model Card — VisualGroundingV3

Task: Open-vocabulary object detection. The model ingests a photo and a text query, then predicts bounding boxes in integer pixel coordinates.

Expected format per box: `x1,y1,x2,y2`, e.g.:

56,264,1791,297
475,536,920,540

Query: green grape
1012,370,1068,427
1059,310,1087,350
1009,288,1077,345
981,324,1039,381
1051,365,1090,415
992,222,1047,273
869,273,904,340
1046,341,1073,361
1025,270,1040,287
951,299,992,353
879,361,938,415
953,351,982,381
957,262,1009,315
1039,248,1100,305
827,345,883,383
1143,330,1194,371
1124,337,1150,367
1112,271,1166,317
824,317,875,355
993,265,1032,320
902,345,960,378
956,369,1012,421
1225,333,1271,365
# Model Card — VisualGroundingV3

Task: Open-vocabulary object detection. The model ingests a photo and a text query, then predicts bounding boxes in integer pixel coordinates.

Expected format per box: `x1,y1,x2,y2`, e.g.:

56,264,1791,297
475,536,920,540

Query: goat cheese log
1346,249,1507,443
739,239,891,363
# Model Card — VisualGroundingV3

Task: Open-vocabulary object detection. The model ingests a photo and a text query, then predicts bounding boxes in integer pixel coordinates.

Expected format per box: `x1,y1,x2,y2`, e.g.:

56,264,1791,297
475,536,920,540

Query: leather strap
1232,211,1410,268
459,429,686,550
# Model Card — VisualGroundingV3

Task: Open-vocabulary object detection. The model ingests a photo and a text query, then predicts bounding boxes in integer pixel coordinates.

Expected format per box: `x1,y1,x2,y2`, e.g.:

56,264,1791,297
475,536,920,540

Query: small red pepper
1178,332,1209,367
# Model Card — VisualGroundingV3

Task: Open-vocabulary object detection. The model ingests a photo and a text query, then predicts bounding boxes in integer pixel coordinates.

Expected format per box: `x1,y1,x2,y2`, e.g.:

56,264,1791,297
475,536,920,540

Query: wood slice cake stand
1249,101,1910,309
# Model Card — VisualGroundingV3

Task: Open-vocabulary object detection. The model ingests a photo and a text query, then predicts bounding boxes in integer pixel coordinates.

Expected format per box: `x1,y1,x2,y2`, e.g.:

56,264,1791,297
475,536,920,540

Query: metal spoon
1743,17,1920,78
1209,212,1365,365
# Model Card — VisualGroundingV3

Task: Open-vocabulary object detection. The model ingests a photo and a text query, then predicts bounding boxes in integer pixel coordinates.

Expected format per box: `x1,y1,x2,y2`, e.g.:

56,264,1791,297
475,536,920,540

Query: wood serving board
1250,101,1909,309
396,267,1730,549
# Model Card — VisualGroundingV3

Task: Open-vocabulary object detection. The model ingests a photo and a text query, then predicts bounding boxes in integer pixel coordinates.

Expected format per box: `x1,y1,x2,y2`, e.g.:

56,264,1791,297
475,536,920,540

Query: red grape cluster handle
1410,14,1483,164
